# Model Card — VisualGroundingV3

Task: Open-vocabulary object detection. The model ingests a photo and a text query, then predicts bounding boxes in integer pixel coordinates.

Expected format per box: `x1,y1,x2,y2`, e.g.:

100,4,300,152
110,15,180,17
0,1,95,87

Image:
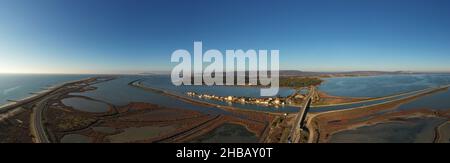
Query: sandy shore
0,77,97,113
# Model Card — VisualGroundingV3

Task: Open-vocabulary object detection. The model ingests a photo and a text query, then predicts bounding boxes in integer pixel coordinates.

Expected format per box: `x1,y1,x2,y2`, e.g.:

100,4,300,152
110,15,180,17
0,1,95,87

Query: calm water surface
3,74,450,113
319,74,450,98
140,75,299,112
0,74,93,106
71,76,225,114
397,89,450,111
313,74,450,112
62,97,110,113
329,118,445,143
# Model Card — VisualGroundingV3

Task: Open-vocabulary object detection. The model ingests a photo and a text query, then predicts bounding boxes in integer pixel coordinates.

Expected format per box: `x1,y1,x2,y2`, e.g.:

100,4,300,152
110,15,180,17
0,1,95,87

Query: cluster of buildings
186,91,305,107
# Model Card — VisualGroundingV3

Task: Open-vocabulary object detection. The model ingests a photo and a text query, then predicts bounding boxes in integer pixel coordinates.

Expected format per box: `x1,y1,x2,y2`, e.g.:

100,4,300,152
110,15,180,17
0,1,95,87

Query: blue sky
0,0,450,74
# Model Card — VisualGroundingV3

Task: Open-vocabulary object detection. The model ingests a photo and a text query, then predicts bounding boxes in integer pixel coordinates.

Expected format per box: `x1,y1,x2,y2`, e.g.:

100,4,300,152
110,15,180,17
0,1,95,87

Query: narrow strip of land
305,85,450,143
311,85,450,108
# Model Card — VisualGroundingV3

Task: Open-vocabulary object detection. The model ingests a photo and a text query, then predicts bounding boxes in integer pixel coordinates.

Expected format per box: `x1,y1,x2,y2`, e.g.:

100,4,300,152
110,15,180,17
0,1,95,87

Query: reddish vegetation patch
48,101,274,143
308,88,450,143
311,108,449,142
315,91,370,105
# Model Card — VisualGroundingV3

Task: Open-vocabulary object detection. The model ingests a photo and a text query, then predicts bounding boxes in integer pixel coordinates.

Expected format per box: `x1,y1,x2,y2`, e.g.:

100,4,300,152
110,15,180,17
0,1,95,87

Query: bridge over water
285,87,315,143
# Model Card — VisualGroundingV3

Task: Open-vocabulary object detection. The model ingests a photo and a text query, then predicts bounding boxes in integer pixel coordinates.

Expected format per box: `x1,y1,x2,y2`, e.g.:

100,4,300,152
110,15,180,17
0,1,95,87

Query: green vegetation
279,77,323,89
181,74,323,89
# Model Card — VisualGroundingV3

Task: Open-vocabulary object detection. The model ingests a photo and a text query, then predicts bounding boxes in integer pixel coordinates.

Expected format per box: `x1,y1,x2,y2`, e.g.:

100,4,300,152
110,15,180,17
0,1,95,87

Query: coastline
0,77,96,113
0,76,109,143
2,74,450,143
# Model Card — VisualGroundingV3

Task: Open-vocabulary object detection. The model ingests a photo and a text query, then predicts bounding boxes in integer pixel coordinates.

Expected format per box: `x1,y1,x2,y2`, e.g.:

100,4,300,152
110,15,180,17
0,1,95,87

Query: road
286,87,315,143
0,77,112,143
29,78,98,143
31,96,51,143
31,83,85,143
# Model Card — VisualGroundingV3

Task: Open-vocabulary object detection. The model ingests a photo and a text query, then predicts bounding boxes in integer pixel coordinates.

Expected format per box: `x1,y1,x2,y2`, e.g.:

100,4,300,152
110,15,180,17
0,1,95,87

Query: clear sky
1,0,450,74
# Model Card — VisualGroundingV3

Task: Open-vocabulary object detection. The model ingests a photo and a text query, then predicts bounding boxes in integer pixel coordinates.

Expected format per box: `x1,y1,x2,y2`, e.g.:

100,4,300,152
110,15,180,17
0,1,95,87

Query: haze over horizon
1,0,450,74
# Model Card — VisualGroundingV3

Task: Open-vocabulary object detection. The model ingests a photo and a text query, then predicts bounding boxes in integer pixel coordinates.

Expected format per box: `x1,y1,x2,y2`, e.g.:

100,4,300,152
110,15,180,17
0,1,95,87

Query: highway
28,78,97,143
0,76,112,143
286,87,315,143
29,77,115,143
30,82,87,143
31,96,51,143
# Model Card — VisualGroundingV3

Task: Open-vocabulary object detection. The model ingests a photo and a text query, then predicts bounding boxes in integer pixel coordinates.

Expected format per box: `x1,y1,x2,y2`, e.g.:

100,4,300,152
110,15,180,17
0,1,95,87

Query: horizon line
2,70,450,75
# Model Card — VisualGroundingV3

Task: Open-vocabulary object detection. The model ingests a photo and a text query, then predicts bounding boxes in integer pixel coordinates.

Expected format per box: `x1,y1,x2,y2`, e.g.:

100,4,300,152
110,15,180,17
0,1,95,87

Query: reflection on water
189,123,258,143
397,89,450,111
141,75,299,112
311,92,415,113
319,74,450,98
0,74,93,106
62,97,110,113
141,75,296,98
329,118,446,143
142,74,450,113
72,76,222,114
313,74,450,112
315,88,450,113
73,76,298,113
73,75,450,113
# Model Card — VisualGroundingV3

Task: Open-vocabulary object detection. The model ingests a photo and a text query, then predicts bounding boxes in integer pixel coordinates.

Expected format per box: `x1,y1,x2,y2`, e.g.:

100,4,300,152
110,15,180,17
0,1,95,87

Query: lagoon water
397,88,450,111
141,75,296,98
3,74,450,113
110,74,450,113
318,75,450,143
76,75,447,143
329,118,445,143
73,75,297,113
61,97,110,113
139,74,450,113
0,74,93,106
319,74,450,98
139,75,299,112
314,74,450,112
71,76,225,114
2,74,449,143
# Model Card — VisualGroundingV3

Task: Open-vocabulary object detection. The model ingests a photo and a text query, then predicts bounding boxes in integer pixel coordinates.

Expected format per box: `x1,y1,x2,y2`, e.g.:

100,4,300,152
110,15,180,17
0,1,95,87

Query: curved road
31,96,52,143
29,78,99,143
